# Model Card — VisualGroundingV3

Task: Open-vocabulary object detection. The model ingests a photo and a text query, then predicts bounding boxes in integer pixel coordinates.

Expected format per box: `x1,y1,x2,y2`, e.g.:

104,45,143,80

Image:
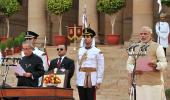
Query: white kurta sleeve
161,23,170,39
155,22,161,36
156,45,167,70
96,51,104,84
126,56,135,73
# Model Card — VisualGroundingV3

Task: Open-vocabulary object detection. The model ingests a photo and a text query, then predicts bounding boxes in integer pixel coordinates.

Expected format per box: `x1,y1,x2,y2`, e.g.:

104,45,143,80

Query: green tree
162,0,170,7
97,0,125,34
0,0,20,38
165,88,170,99
6,38,14,49
0,42,6,52
47,0,72,35
18,32,25,45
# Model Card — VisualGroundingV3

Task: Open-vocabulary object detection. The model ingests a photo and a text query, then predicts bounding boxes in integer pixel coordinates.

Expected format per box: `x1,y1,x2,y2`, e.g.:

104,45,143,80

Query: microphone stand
0,57,20,89
0,59,10,89
127,44,148,100
131,53,137,100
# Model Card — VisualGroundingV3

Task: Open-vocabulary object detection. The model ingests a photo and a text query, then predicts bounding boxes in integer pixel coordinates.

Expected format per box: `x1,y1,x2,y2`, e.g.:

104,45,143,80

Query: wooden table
0,87,74,100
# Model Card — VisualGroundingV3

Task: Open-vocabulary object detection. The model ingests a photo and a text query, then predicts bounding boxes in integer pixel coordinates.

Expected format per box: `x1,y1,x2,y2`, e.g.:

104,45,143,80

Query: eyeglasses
22,48,31,51
57,48,64,51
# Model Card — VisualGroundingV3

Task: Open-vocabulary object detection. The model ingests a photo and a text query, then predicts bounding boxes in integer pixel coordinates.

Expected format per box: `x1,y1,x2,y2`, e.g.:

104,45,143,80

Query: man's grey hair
22,41,34,49
140,26,153,34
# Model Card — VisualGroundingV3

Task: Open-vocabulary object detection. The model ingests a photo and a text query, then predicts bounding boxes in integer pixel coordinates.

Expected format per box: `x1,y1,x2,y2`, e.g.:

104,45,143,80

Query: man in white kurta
127,26,167,100
76,27,104,100
155,13,170,56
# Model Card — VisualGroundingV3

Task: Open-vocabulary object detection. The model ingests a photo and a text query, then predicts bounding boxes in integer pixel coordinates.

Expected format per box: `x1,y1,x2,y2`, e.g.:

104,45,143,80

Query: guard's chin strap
80,38,95,47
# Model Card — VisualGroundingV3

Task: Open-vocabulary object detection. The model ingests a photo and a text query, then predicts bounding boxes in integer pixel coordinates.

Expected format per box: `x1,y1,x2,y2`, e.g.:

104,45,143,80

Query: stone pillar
78,0,98,39
131,0,153,42
28,0,47,46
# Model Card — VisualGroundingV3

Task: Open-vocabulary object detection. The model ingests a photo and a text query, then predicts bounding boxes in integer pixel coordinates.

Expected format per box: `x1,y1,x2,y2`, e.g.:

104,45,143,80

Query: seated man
15,41,45,87
48,44,75,88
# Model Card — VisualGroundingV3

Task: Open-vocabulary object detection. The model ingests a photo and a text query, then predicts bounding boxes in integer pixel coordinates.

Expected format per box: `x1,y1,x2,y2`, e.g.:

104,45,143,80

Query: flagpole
157,0,162,14
82,0,87,29
44,36,50,67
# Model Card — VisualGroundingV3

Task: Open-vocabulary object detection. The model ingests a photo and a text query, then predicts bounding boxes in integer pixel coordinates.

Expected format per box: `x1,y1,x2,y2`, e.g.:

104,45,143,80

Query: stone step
1,45,170,100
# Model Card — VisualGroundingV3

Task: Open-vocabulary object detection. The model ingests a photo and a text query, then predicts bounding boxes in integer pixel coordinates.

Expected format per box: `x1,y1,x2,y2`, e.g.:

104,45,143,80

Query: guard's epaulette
99,51,103,54
96,46,103,54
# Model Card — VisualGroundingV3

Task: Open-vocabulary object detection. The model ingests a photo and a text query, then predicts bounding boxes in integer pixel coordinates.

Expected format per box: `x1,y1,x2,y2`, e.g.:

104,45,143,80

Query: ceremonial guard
76,27,104,100
155,12,170,56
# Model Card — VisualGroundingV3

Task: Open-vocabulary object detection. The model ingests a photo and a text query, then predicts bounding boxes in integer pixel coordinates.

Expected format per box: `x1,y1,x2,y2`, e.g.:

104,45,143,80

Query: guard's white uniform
155,21,170,48
76,46,104,86
21,47,49,71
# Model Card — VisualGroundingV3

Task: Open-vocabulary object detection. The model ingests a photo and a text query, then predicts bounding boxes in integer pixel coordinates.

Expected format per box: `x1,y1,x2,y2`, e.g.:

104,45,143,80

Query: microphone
2,57,10,62
132,44,139,51
1,57,21,63
140,43,149,55
143,44,149,51
126,43,139,51
2,57,5,62
140,45,146,52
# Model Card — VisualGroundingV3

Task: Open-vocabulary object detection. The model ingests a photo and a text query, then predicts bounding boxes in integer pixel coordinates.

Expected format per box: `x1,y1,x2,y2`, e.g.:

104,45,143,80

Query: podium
0,87,74,100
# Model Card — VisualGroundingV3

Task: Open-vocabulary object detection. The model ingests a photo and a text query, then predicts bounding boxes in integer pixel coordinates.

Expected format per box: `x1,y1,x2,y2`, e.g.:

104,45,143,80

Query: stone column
78,0,98,39
28,0,47,46
131,0,153,42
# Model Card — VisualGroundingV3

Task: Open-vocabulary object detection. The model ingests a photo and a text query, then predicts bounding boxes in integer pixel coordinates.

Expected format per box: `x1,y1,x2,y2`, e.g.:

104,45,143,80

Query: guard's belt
79,67,96,72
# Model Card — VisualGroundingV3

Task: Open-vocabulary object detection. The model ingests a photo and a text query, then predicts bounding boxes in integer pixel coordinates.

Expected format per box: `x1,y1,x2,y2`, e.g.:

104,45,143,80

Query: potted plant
166,88,170,100
97,0,125,45
18,32,25,43
0,42,7,57
0,0,20,38
162,0,170,7
13,37,20,53
47,0,72,45
6,38,14,55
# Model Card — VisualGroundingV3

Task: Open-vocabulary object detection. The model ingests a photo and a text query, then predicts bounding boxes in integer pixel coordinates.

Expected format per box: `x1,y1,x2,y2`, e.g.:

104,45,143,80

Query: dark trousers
78,86,96,100
163,47,166,56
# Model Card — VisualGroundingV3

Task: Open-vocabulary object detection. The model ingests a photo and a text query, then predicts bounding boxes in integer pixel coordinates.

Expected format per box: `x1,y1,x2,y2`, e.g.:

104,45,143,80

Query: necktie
57,57,62,68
